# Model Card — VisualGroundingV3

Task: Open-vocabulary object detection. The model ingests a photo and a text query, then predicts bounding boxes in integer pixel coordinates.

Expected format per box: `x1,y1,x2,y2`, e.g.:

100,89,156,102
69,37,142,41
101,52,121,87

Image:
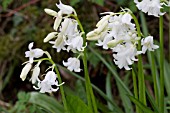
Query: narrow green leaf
29,92,64,113
66,95,93,113
128,95,156,113
164,61,170,97
75,80,87,103
117,79,134,113
146,90,159,113
106,72,114,111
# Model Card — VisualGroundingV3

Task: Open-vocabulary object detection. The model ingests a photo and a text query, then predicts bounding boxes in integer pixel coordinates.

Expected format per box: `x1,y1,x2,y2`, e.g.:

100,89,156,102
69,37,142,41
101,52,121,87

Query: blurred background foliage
0,0,170,113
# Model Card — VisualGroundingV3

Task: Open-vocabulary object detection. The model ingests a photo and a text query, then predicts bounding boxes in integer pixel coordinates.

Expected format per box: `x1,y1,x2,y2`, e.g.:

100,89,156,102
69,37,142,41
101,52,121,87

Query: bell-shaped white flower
34,71,64,93
134,0,165,17
108,14,135,40
141,36,159,53
25,42,44,63
44,32,58,43
60,18,78,37
20,63,32,81
112,43,138,70
56,0,76,15
30,61,41,84
49,33,66,52
44,8,58,17
66,34,84,52
63,57,81,72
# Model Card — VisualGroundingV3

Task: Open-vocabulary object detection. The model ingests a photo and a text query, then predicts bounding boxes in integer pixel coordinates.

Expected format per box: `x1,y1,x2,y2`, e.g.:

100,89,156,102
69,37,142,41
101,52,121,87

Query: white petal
31,66,40,84
56,0,74,15
33,49,44,58
29,57,34,63
28,42,34,50
122,13,132,24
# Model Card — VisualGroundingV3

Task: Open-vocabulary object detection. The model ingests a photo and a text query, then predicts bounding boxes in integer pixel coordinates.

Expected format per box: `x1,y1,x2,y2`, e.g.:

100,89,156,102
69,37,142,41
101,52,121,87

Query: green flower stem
139,12,159,106
151,52,159,106
35,58,68,112
130,13,146,112
132,68,139,113
169,8,170,62
159,15,164,113
71,14,98,113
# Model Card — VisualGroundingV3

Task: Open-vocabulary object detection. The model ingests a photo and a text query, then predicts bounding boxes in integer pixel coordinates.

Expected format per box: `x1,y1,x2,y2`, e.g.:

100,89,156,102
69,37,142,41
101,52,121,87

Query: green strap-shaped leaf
29,92,64,113
128,95,156,113
66,95,93,113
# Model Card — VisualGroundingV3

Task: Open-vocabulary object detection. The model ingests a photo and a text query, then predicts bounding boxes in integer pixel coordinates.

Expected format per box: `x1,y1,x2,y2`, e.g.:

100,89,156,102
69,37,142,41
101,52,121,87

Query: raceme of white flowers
20,1,160,93
20,42,64,93
86,12,159,70
44,0,83,72
134,0,170,17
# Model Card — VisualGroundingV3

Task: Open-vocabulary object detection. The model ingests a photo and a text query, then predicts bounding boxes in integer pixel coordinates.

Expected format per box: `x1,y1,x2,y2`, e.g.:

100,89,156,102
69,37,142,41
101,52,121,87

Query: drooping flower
134,0,165,17
30,61,41,84
108,14,135,40
141,36,159,53
60,18,78,37
112,43,138,70
20,63,32,81
56,0,76,15
86,15,110,41
63,57,81,72
34,71,64,93
49,33,66,52
87,13,137,49
25,42,44,63
66,34,84,52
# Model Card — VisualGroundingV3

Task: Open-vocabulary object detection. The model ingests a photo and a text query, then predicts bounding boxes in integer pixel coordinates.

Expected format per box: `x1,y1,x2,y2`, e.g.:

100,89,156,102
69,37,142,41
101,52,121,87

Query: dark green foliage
66,94,93,113
1,0,13,10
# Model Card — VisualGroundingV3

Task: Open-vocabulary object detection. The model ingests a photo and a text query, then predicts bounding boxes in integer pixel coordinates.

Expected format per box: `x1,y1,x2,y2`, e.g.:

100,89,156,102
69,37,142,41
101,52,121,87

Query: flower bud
44,8,58,16
96,15,110,27
87,34,100,41
94,20,108,33
44,32,57,43
53,12,62,31
86,31,96,37
107,40,123,48
20,63,32,81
